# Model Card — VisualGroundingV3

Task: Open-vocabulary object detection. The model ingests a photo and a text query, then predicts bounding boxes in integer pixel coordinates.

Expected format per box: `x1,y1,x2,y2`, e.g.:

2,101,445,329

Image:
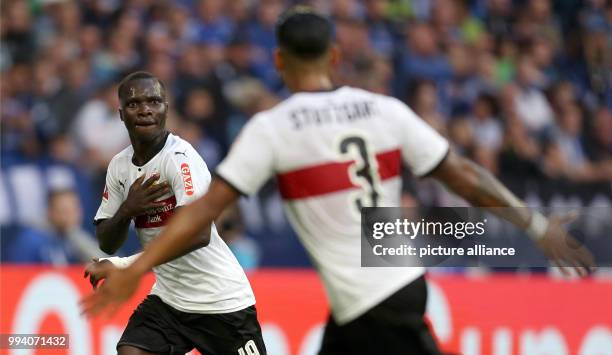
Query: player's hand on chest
120,171,171,218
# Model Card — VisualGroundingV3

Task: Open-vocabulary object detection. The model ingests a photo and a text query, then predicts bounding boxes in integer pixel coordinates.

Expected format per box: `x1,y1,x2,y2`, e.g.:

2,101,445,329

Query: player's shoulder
161,133,209,168
107,145,133,170
329,85,389,102
337,86,410,118
349,87,404,108
237,107,277,135
163,133,193,154
252,86,379,118
338,85,380,97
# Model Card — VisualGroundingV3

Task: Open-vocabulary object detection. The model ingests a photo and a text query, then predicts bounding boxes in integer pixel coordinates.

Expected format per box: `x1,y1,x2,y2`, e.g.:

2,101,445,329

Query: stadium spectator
196,0,234,45
470,93,503,152
72,82,129,178
397,21,452,96
585,107,612,165
364,0,396,57
4,189,104,265
223,77,280,143
409,80,446,133
513,54,555,133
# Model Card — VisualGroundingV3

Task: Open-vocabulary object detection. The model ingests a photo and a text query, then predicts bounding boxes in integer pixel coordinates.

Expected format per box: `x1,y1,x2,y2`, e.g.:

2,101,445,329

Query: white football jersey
217,87,449,324
95,133,255,313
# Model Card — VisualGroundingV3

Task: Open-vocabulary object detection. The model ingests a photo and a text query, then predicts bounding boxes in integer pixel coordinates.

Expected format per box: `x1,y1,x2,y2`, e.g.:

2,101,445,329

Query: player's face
119,79,168,142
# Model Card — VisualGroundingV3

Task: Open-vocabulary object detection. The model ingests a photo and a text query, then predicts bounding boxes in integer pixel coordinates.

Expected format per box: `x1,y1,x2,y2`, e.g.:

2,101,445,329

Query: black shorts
319,276,442,355
118,295,266,355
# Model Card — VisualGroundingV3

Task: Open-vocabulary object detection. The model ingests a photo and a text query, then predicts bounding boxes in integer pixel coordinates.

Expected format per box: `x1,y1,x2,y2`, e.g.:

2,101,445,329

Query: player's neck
286,72,334,93
131,131,169,166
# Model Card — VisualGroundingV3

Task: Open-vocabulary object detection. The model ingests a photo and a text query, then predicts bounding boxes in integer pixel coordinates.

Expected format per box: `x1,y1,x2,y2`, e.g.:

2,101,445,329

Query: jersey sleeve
215,114,275,196
94,159,124,223
387,97,450,176
165,146,212,206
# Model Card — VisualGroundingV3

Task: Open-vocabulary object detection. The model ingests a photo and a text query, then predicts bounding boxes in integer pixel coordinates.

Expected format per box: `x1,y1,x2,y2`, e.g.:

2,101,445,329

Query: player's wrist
127,258,150,277
117,203,135,219
525,212,549,241
98,256,127,269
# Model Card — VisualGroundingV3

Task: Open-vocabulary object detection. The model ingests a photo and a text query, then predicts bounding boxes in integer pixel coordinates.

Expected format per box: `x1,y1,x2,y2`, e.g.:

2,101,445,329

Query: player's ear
273,48,284,73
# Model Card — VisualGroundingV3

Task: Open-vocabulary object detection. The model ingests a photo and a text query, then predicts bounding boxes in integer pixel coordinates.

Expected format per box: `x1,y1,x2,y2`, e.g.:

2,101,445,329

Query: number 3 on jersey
338,135,381,211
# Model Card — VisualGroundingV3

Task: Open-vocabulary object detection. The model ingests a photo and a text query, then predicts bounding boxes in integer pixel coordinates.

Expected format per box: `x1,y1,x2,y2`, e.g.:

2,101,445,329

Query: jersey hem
331,269,425,325
416,144,450,177
152,290,256,314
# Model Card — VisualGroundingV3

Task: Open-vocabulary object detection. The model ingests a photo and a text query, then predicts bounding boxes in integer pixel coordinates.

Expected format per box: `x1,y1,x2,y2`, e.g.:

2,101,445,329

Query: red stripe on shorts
277,148,401,200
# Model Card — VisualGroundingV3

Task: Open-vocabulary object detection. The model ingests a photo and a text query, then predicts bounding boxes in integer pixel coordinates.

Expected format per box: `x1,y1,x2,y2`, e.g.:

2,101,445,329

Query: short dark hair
117,71,165,99
275,6,333,59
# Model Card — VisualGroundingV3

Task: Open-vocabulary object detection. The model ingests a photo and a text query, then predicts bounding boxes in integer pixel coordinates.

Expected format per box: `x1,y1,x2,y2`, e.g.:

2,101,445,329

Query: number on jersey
237,340,260,355
338,135,381,211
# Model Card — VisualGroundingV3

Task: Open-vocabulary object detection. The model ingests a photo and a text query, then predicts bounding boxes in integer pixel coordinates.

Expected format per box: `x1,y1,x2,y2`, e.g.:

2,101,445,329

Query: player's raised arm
427,149,595,276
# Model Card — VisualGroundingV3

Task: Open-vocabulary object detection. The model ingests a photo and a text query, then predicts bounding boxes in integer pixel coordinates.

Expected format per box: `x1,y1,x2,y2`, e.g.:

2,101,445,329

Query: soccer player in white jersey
86,71,266,355
83,9,594,354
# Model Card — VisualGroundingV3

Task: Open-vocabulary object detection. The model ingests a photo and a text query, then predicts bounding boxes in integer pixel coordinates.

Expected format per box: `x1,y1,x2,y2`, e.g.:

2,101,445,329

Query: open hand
535,212,596,277
83,258,116,290
80,265,143,318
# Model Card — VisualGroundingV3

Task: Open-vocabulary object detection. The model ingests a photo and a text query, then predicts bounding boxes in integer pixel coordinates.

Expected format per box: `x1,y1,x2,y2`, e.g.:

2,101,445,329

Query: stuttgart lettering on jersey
289,100,376,130
181,163,194,196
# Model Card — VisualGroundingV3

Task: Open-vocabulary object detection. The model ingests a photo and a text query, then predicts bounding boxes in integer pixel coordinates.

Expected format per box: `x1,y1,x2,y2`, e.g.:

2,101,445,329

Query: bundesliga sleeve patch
181,163,194,196
102,185,109,200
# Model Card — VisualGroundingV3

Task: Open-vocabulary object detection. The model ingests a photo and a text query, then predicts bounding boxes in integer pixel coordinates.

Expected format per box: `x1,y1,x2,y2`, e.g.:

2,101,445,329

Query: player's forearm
432,151,532,229
130,197,215,275
126,179,240,275
95,208,132,254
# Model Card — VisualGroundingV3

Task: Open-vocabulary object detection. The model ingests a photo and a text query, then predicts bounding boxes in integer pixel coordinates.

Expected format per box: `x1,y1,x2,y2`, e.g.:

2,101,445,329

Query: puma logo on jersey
181,163,194,196
118,180,126,190
175,150,187,157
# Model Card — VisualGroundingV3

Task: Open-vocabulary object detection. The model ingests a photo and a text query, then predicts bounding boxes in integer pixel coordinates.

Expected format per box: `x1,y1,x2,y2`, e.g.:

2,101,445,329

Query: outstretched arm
428,150,595,275
428,150,531,227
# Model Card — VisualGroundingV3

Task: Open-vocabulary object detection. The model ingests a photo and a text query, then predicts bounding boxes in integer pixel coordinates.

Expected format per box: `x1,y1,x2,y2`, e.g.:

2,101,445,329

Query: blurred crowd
1,0,611,268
